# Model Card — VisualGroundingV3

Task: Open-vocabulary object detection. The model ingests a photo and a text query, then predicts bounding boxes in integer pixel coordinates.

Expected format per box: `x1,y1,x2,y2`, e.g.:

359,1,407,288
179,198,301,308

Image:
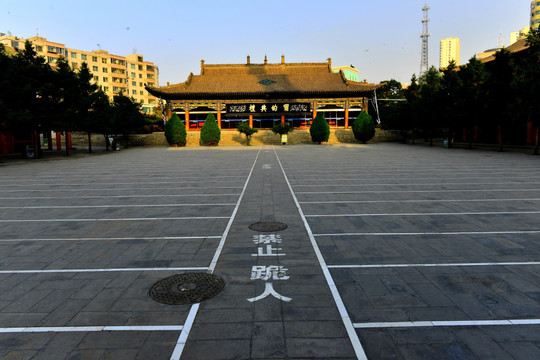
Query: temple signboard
226,103,310,115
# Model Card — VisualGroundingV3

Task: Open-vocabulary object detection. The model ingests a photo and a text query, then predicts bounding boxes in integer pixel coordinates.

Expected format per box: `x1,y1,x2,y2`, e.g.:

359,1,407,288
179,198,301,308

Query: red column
344,108,349,128
249,115,253,128
217,103,222,129
185,110,190,131
312,101,317,120
56,132,62,150
281,114,285,125
67,132,72,149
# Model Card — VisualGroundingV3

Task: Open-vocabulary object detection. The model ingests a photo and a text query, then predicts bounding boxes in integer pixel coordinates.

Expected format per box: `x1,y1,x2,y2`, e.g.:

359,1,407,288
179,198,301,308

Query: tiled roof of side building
147,58,382,99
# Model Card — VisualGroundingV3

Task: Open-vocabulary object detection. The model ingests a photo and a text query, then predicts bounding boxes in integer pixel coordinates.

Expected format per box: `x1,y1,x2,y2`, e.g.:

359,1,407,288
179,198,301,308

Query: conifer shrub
352,111,376,144
164,113,186,146
309,114,330,144
237,122,258,146
200,113,221,146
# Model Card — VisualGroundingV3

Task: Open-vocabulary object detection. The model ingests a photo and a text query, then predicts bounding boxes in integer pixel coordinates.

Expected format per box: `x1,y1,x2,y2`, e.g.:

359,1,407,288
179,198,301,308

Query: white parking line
328,262,540,269
300,198,540,204
0,325,184,333
0,267,209,274
313,230,540,237
0,216,229,222
305,211,540,217
274,147,368,360
0,203,235,209
0,236,221,242
354,319,540,329
0,194,240,200
297,189,540,194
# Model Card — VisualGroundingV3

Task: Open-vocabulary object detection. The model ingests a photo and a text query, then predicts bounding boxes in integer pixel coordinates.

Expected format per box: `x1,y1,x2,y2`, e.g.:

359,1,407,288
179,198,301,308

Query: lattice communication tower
420,4,431,77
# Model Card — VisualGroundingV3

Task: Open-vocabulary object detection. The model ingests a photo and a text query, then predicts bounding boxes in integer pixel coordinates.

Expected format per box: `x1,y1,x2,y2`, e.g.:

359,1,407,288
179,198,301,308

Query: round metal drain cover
149,273,225,305
249,221,288,232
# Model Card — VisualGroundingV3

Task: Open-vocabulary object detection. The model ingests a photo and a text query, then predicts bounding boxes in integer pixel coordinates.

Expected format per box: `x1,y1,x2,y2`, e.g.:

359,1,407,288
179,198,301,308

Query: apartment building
0,34,159,113
532,0,540,30
439,37,461,69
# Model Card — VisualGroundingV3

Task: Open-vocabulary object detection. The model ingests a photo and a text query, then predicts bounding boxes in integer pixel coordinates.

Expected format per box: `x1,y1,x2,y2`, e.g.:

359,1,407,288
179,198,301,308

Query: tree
440,60,463,147
518,28,540,154
76,62,99,152
309,113,330,144
352,111,376,143
459,56,488,149
418,66,442,146
236,121,258,146
403,74,421,144
486,48,514,152
164,113,187,146
112,93,145,148
88,89,114,150
200,113,221,146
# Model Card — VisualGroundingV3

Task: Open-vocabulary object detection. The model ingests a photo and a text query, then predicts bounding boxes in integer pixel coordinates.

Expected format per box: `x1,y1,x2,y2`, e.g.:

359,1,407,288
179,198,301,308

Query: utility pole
420,3,431,77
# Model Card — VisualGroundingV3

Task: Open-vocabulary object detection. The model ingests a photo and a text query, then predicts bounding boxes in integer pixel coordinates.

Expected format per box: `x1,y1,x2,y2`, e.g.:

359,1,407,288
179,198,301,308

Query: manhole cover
249,221,288,232
149,273,225,305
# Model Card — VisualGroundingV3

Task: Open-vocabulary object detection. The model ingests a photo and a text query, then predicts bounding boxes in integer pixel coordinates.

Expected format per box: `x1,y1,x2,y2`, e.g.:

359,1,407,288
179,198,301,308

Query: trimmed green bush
309,114,330,144
164,113,186,146
200,113,221,146
271,122,293,135
237,122,258,146
352,111,376,144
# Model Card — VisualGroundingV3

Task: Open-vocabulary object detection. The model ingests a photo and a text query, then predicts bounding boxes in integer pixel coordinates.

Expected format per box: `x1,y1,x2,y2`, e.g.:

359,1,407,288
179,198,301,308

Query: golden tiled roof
147,58,381,99
480,38,529,63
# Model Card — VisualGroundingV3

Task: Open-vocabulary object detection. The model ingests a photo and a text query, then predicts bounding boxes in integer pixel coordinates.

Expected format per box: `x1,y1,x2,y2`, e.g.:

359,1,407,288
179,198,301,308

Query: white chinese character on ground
271,104,278,112
249,104,256,112
283,104,289,111
247,282,292,302
251,265,290,281
253,234,282,245
252,245,285,257
261,105,267,112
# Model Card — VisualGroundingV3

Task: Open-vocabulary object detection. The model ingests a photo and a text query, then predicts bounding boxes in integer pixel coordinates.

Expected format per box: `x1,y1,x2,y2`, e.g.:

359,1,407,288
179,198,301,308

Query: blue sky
1,0,533,85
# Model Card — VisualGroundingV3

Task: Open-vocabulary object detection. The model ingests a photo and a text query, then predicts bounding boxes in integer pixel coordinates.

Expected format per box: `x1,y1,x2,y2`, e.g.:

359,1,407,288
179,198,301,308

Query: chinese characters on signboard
226,103,310,115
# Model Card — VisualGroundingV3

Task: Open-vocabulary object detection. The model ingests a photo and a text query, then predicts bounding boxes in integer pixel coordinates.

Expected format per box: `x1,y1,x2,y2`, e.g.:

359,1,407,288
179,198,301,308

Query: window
146,65,154,72
132,81,137,86
103,77,108,82
131,64,135,69
102,58,107,64
139,82,143,87
102,68,108,73
138,65,143,70
72,62,78,69
35,45,43,52
131,72,136,78
92,66,98,71
132,90,137,95
47,56,57,64
81,54,87,60
137,56,143,62
71,52,77,58
140,91,144,95
93,76,99,82
103,86,109,92
92,56,98,62
139,74,142,79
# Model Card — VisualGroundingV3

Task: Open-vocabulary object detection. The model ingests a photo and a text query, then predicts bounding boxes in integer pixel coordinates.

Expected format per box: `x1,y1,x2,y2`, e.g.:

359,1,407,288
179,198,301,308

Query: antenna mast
420,3,431,77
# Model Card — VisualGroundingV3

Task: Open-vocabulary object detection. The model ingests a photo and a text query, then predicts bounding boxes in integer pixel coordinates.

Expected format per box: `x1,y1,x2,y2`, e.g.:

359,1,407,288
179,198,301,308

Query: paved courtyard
0,143,540,359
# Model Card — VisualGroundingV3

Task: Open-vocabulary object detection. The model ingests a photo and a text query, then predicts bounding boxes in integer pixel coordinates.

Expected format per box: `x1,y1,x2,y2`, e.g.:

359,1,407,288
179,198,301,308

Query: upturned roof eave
145,88,381,100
